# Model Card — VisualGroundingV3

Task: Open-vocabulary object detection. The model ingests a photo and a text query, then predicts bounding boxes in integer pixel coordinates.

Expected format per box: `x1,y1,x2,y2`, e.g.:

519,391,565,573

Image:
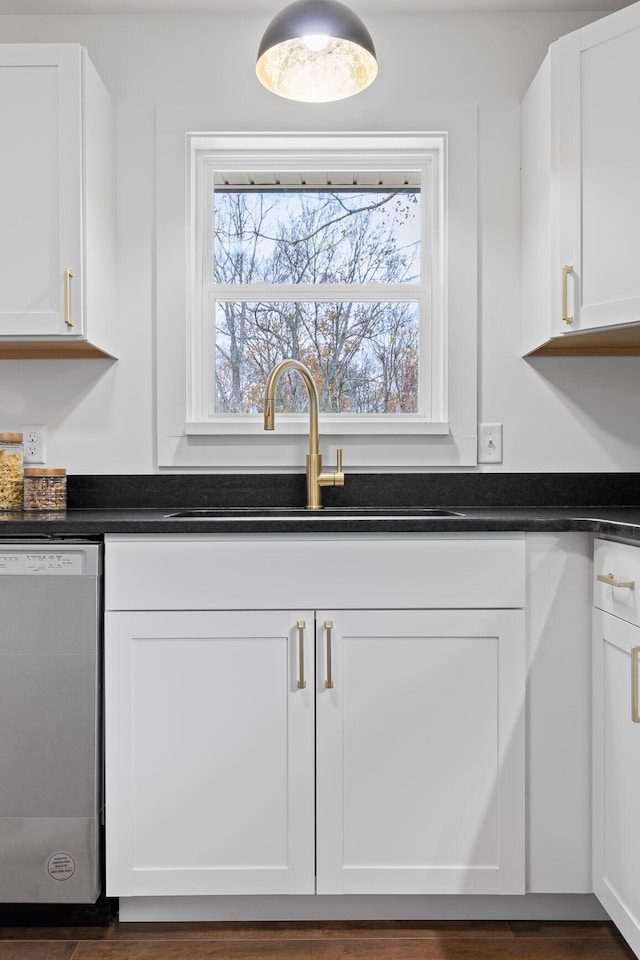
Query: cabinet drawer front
593,539,640,625
105,534,525,611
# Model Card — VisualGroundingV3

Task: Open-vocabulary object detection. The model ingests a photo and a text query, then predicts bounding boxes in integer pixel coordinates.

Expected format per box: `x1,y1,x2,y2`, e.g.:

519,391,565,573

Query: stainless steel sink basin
164,507,464,520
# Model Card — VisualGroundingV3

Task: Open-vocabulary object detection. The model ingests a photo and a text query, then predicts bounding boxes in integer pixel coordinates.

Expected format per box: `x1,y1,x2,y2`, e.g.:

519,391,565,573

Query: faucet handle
318,448,345,490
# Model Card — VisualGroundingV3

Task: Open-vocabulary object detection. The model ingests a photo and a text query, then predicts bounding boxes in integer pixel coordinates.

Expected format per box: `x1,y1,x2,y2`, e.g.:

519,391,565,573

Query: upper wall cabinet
0,44,116,359
521,4,640,357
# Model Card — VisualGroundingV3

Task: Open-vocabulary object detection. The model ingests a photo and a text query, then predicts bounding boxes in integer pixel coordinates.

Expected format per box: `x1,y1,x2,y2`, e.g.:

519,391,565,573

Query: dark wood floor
0,921,635,960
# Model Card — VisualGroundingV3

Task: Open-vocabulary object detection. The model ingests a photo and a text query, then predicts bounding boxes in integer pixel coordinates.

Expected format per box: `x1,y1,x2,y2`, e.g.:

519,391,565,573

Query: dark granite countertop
0,505,636,540
0,472,639,541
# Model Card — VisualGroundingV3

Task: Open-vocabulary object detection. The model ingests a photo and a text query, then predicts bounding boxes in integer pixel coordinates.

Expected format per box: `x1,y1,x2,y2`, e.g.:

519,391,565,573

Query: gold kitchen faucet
263,359,345,510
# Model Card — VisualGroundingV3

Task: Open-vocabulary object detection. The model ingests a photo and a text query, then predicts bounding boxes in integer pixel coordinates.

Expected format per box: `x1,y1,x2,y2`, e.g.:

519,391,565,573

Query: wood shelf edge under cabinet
524,322,640,357
0,341,117,360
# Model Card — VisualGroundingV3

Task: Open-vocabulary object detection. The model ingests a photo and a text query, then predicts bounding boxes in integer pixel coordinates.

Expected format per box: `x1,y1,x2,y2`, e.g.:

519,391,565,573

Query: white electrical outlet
478,422,503,463
21,424,46,464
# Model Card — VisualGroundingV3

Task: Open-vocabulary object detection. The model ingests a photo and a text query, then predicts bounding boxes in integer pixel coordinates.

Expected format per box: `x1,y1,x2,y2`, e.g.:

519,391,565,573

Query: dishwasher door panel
0,542,101,904
0,653,98,817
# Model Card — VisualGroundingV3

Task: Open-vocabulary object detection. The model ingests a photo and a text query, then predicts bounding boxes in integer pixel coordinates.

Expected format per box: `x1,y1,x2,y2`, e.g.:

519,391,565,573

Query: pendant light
256,0,378,103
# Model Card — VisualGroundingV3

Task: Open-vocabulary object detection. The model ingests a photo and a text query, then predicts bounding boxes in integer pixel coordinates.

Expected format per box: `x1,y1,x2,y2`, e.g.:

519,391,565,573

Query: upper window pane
212,185,421,286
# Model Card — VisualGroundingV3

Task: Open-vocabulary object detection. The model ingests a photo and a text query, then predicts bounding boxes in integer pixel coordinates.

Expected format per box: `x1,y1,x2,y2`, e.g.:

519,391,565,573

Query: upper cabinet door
0,45,83,338
521,3,640,356
558,5,640,334
0,43,116,359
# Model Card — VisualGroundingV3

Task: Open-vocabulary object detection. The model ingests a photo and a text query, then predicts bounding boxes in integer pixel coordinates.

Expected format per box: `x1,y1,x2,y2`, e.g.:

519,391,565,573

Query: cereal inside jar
0,432,24,510
23,468,67,512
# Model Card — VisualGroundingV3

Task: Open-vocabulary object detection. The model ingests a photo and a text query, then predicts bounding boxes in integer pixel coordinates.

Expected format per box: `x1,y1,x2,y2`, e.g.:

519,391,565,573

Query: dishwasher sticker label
47,852,76,881
0,553,84,575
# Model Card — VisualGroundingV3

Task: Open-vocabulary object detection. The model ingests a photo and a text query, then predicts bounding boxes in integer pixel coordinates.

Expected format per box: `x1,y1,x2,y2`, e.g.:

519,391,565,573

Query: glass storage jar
0,432,24,510
23,468,67,512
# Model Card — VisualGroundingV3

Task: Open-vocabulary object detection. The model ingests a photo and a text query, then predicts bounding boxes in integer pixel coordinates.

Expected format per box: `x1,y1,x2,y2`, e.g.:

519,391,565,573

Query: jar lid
24,468,66,477
0,432,23,442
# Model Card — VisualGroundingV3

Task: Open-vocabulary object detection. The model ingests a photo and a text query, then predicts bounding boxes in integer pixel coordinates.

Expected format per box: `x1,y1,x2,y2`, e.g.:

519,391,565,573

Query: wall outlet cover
21,424,46,464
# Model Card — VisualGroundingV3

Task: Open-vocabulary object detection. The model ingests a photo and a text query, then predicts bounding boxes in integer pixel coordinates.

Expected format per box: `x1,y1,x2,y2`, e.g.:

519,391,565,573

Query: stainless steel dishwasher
0,539,101,903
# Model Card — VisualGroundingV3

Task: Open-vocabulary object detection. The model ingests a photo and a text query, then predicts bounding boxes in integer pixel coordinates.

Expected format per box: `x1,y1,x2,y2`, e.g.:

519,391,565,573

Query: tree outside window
211,185,423,418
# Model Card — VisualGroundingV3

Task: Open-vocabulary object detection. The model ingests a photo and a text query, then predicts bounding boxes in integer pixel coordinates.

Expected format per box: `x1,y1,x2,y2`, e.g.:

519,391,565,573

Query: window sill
185,417,450,437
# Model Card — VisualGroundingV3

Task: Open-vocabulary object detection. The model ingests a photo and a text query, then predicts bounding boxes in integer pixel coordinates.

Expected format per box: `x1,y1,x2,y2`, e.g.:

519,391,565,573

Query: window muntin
188,137,445,435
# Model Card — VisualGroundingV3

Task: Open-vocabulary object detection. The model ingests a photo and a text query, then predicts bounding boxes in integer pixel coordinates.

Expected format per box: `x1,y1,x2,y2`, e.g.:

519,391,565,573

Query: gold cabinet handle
297,620,306,689
633,647,640,724
562,264,573,325
597,572,635,590
64,269,74,327
324,619,334,689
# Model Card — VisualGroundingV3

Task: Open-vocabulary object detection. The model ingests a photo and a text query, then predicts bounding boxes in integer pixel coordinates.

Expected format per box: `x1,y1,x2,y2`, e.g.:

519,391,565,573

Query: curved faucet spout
263,359,320,457
263,359,345,511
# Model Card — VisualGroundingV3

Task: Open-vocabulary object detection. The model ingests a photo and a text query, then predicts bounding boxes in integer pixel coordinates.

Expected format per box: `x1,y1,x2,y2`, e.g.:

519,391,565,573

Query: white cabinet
104,534,526,900
106,609,315,897
315,608,524,895
592,538,640,958
0,44,116,359
521,3,640,357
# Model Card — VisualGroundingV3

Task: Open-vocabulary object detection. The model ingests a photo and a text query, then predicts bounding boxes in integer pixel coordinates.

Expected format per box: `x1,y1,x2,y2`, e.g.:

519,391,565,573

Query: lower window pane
214,301,420,415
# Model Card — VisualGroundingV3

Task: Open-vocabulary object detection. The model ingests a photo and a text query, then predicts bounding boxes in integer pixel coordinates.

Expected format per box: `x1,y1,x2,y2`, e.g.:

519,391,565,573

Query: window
156,118,478,468
187,135,446,435
213,184,420,416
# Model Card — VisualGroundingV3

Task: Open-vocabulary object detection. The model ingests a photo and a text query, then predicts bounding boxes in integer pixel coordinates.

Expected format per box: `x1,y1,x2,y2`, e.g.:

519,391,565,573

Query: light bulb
303,34,330,52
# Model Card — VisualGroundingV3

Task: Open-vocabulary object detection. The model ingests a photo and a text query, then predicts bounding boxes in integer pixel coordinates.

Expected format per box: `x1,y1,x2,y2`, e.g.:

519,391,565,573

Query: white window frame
155,108,478,469
186,134,445,436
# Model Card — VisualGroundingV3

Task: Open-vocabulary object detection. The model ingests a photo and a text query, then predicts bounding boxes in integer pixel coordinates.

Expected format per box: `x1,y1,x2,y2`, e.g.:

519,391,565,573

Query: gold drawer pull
597,572,635,590
633,647,640,724
325,620,334,690
64,268,74,327
562,264,573,325
296,620,306,689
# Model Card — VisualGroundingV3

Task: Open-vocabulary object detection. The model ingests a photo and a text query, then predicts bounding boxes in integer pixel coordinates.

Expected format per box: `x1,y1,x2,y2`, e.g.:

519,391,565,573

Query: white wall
1,9,638,474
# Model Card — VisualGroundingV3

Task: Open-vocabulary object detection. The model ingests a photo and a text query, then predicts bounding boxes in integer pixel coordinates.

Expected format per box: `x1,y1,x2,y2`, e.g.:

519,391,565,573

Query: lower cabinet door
315,609,526,895
105,610,315,897
592,608,640,956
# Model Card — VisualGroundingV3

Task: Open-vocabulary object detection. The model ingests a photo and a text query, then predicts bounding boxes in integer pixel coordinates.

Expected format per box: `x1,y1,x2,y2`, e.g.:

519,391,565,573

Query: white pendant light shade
256,0,378,103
